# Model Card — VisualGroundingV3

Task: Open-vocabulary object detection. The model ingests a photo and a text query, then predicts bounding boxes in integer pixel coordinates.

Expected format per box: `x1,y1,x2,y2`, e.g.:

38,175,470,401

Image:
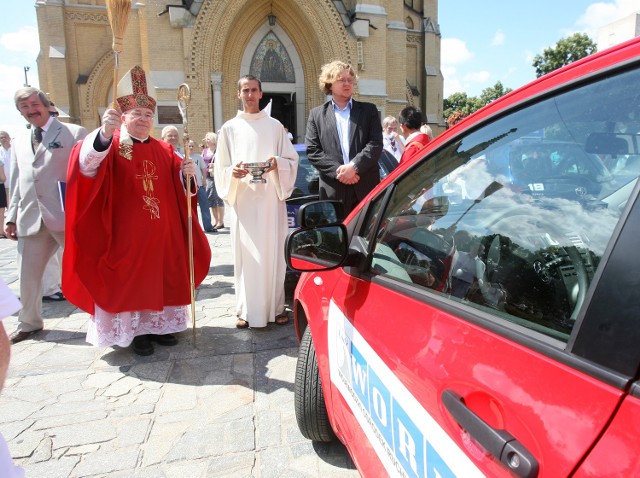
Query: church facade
35,0,443,144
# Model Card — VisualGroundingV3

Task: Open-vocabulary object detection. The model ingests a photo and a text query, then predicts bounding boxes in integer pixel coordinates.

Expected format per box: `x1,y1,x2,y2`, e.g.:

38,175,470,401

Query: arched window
249,32,295,83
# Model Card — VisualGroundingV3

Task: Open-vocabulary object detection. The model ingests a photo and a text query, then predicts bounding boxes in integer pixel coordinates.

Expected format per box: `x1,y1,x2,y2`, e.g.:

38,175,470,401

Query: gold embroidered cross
136,160,160,219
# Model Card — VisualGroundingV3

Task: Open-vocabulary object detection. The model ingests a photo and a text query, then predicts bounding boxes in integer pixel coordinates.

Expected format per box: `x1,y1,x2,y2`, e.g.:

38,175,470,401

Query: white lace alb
86,305,189,347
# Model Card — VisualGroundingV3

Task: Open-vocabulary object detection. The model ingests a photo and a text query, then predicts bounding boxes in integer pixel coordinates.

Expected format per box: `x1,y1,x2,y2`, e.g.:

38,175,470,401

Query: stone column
211,72,223,132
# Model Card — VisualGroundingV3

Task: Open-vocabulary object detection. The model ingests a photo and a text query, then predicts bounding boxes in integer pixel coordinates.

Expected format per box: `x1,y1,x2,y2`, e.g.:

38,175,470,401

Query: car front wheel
294,327,336,442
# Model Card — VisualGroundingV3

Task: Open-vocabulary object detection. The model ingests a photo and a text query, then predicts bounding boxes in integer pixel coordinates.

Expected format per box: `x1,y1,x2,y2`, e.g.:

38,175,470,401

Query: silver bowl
244,162,270,183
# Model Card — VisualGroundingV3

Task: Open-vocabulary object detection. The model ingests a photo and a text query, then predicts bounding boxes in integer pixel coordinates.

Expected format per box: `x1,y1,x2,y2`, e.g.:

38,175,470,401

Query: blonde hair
204,132,217,145
420,124,433,138
382,116,398,129
317,60,357,95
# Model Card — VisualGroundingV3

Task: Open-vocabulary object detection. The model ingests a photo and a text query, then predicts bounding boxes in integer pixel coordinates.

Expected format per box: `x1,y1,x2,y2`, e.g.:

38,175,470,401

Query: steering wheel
480,210,589,322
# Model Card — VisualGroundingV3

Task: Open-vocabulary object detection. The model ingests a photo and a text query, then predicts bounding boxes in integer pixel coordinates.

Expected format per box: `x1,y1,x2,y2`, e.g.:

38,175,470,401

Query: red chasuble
62,131,211,315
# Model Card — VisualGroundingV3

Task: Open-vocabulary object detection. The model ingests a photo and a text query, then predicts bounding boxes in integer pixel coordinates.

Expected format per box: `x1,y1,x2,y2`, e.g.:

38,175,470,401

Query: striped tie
32,127,43,152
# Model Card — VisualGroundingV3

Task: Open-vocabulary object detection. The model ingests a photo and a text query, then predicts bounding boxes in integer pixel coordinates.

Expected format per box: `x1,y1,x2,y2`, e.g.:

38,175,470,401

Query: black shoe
43,292,65,302
132,335,154,356
148,333,178,346
9,328,43,344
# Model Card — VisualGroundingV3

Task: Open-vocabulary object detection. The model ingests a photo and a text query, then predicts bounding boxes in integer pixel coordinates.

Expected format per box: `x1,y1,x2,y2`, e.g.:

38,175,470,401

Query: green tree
479,81,512,105
443,92,481,120
444,82,512,122
532,33,597,78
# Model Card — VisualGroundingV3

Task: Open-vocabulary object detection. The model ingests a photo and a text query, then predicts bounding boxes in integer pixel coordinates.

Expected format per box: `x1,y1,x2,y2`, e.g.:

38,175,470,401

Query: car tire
294,327,336,442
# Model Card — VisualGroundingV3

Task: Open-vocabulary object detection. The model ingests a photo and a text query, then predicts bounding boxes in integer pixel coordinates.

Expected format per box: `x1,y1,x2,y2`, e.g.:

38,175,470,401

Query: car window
291,146,319,198
367,65,640,343
379,149,398,180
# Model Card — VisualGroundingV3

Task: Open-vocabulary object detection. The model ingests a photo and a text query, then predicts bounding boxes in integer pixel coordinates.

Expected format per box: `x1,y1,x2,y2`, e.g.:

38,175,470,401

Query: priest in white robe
215,75,299,328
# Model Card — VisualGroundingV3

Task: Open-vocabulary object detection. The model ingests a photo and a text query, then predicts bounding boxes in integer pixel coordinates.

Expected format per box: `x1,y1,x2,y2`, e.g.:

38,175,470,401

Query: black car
286,143,398,229
285,144,398,292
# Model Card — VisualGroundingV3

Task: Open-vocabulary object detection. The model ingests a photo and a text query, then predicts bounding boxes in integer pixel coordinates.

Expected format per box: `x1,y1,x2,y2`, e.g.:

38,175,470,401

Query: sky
0,1,639,136
439,0,640,97
1,2,41,137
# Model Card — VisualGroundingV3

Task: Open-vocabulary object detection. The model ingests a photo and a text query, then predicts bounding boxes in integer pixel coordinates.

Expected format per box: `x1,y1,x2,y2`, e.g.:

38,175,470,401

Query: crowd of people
0,62,462,355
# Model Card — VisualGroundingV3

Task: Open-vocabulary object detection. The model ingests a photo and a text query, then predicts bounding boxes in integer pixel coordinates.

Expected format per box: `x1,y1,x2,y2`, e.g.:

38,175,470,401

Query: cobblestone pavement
0,226,359,477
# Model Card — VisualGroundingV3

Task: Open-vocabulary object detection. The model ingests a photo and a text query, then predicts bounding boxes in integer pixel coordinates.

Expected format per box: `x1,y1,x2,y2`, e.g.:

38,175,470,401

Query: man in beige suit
5,87,87,344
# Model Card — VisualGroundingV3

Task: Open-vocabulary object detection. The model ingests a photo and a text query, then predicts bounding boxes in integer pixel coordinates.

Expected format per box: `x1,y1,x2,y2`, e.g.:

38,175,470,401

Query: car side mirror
297,200,344,228
285,224,348,271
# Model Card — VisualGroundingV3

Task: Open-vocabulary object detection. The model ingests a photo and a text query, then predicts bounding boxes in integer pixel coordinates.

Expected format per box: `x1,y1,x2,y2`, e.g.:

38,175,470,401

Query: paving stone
110,466,168,478
29,434,53,463
157,384,198,414
0,399,44,422
166,424,226,462
30,399,109,419
205,452,256,477
48,420,118,448
164,460,209,477
116,417,152,446
65,443,100,455
10,369,87,384
33,411,108,431
83,370,125,389
6,345,55,367
57,389,98,403
130,361,173,383
256,409,282,448
7,429,46,458
72,448,140,476
141,422,190,467
14,455,80,478
103,375,144,397
30,343,97,368
1,383,55,403
0,419,34,441
258,446,290,478
222,418,256,454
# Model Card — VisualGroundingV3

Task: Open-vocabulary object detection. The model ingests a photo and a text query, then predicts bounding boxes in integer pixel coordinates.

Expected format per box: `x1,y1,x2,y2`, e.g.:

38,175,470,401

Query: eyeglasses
334,78,355,85
127,110,154,120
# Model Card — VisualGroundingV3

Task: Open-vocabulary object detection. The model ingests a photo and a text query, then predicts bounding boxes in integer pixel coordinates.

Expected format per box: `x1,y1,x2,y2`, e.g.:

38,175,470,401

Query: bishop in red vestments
62,66,211,355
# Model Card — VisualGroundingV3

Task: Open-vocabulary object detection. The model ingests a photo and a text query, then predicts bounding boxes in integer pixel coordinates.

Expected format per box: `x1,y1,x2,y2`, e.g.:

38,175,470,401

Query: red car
286,36,640,478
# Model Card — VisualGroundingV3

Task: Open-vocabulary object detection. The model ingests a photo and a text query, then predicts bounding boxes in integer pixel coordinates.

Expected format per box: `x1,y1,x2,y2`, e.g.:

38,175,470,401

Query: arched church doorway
260,93,296,141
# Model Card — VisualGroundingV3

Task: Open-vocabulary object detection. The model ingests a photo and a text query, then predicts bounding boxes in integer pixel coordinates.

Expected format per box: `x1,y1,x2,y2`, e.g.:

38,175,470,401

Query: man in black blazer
305,61,383,215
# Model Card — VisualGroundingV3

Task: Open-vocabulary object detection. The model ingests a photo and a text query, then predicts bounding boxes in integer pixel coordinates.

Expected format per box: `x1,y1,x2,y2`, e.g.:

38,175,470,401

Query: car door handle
442,390,539,478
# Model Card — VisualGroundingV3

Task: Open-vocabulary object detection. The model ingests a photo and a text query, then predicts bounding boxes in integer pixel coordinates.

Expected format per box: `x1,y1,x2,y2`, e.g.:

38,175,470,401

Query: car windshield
367,64,640,343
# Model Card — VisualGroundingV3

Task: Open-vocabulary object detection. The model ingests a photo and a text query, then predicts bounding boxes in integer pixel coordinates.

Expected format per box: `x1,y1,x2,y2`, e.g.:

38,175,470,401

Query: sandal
236,318,249,329
275,313,289,325
43,292,66,302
